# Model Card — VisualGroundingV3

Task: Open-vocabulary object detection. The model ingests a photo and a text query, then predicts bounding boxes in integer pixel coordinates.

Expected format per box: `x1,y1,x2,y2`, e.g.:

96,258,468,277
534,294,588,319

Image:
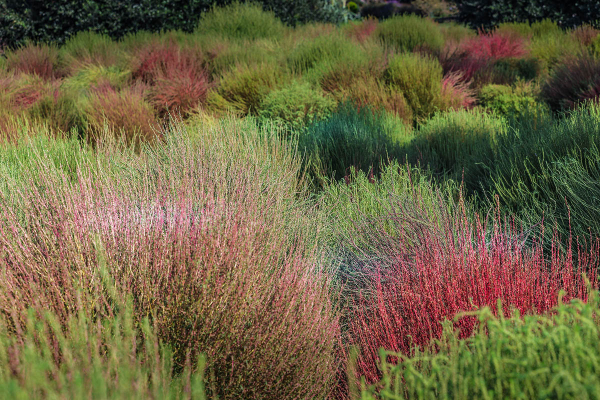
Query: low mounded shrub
384,52,443,122
214,62,286,115
299,103,412,187
195,2,286,41
375,14,444,53
478,83,543,118
257,81,336,130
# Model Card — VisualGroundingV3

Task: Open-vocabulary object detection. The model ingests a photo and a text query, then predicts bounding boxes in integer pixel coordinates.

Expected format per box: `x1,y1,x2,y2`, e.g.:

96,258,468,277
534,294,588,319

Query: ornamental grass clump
84,84,159,148
541,56,600,111
360,282,600,399
384,52,443,122
344,193,598,386
300,103,412,188
195,2,286,41
4,42,60,80
375,14,444,53
0,118,340,399
0,273,208,399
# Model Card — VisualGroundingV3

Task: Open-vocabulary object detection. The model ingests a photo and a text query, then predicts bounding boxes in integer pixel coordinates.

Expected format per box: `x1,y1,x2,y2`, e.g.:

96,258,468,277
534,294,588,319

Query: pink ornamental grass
0,119,340,399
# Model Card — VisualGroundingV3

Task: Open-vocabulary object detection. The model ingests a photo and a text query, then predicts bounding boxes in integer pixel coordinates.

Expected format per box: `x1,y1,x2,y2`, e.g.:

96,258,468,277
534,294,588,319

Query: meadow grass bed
2,3,600,399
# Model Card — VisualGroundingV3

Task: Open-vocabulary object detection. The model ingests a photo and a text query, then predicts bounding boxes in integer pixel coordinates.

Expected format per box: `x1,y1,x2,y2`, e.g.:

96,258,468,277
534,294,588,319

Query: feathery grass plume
130,39,205,85
0,117,340,399
375,14,444,53
5,42,60,80
362,282,600,399
131,40,211,118
344,196,598,386
299,103,413,188
58,31,123,74
257,80,336,130
439,71,475,110
541,56,600,111
384,52,443,122
461,30,529,61
214,62,287,115
195,2,286,41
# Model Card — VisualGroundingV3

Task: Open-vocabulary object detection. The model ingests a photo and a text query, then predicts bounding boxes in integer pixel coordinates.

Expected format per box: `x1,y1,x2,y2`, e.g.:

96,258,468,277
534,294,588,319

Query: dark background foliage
0,0,352,49
454,0,600,30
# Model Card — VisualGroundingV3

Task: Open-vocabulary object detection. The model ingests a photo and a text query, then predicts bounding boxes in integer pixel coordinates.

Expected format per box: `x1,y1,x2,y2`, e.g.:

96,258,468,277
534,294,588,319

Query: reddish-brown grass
5,43,60,80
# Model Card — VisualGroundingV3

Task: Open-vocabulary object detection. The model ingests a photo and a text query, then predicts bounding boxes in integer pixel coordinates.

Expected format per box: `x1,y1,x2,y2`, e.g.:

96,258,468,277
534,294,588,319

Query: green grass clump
299,103,413,188
58,30,123,73
205,37,281,76
384,52,443,122
195,2,286,41
360,284,600,400
257,80,336,130
410,108,507,188
0,293,208,399
530,32,584,72
212,62,286,115
375,14,444,53
478,83,544,118
61,65,132,94
286,33,361,73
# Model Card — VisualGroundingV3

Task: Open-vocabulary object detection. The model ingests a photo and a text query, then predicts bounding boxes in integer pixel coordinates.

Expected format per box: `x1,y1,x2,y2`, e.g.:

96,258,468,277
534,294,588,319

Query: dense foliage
3,5,600,399
0,0,351,48
455,0,600,30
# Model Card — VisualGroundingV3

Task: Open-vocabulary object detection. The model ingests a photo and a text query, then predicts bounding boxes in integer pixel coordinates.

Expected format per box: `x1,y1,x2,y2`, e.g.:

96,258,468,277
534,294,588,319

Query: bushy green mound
257,81,336,129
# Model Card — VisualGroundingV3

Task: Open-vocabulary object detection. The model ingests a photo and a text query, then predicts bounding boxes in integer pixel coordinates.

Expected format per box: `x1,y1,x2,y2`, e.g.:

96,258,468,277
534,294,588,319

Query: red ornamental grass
461,31,529,61
440,71,476,109
5,43,59,80
438,41,489,83
0,73,52,111
132,41,211,117
85,84,160,146
346,204,598,385
149,64,211,118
